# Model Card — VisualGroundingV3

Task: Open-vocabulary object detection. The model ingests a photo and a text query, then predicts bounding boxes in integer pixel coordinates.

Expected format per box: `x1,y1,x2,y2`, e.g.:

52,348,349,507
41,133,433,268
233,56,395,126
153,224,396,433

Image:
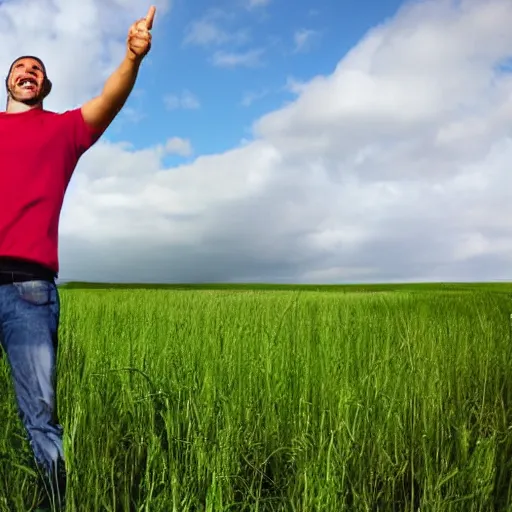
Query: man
0,6,156,511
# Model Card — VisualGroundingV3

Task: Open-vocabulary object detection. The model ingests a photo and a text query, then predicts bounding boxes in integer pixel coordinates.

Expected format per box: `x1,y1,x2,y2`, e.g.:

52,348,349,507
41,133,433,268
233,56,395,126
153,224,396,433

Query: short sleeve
61,107,106,159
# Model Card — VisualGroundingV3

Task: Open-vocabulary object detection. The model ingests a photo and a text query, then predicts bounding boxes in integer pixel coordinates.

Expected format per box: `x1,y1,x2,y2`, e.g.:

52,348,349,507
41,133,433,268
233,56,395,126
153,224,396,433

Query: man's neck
6,99,42,114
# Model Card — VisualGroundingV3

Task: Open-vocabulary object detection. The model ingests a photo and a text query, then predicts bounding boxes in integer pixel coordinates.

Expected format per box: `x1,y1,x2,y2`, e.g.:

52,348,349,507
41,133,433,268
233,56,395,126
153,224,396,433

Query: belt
0,258,57,285
0,271,56,285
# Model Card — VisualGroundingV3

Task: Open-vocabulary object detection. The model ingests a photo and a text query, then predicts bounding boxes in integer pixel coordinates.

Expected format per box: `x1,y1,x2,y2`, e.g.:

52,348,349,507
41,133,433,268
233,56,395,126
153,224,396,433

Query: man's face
7,58,46,105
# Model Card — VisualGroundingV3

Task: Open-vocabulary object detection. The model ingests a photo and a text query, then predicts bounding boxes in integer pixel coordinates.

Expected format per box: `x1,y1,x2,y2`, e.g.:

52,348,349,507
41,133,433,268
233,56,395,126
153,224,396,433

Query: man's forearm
101,53,141,112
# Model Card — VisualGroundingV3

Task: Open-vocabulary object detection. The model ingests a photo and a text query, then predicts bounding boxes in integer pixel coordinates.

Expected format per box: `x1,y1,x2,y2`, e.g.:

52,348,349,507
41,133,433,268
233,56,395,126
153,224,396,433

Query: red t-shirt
0,107,102,273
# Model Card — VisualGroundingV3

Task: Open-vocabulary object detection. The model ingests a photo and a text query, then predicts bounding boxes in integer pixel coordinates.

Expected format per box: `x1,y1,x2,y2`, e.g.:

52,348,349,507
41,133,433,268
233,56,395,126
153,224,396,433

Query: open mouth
17,77,38,90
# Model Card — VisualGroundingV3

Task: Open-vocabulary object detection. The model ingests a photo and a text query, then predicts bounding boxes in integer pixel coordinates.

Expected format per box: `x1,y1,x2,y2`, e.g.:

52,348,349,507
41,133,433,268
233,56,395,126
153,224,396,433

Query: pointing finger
145,5,156,30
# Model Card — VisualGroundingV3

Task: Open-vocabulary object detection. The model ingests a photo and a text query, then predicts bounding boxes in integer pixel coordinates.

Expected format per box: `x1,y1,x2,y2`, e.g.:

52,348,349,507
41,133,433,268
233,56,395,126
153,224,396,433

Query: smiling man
0,6,156,511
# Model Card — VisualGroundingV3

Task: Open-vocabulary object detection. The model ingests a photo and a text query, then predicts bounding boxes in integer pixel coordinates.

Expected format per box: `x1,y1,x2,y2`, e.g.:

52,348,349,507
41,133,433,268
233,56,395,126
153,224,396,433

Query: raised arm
81,6,156,132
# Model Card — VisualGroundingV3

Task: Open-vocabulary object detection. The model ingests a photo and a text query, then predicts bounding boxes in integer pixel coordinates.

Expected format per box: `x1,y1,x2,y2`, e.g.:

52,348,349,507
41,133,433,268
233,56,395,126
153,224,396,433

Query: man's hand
81,6,157,132
127,6,156,62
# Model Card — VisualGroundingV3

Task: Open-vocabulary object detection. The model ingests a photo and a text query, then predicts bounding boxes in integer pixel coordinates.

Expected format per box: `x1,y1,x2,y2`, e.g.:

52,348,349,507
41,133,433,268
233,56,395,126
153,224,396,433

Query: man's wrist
125,50,144,67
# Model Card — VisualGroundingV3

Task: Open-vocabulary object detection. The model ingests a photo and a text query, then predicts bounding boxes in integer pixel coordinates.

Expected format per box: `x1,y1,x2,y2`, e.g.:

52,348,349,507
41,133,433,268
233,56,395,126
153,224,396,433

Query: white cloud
247,0,271,8
184,19,230,46
183,11,249,47
241,89,270,106
183,9,259,68
164,137,193,156
284,76,307,95
293,29,317,52
6,0,512,283
212,49,264,68
164,90,200,110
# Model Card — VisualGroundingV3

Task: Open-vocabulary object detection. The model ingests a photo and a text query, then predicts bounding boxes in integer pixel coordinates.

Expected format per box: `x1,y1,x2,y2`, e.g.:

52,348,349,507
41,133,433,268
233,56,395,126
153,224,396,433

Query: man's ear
42,77,52,98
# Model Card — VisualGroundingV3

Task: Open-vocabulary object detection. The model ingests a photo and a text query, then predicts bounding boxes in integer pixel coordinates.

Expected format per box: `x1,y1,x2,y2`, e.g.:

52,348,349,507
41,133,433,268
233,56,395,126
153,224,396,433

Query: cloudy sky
2,0,512,283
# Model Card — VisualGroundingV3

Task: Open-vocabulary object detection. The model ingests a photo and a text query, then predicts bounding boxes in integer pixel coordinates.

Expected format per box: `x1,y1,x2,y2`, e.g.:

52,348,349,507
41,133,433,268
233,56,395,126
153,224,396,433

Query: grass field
2,283,512,511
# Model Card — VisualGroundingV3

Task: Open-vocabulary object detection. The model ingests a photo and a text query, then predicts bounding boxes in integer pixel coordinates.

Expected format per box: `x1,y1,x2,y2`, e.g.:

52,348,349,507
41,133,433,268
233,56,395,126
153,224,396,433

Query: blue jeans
0,279,65,508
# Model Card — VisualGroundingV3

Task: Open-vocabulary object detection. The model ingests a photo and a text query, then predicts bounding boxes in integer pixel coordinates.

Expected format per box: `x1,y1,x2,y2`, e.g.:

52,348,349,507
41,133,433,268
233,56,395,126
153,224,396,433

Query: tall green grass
2,288,512,511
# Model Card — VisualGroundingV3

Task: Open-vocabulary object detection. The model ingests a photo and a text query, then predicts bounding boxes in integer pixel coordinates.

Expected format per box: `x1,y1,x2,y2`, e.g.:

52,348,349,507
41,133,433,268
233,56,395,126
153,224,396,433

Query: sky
1,0,512,284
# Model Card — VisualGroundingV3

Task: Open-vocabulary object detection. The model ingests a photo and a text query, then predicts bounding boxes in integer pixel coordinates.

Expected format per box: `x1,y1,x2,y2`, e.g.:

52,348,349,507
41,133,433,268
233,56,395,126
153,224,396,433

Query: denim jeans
0,279,65,508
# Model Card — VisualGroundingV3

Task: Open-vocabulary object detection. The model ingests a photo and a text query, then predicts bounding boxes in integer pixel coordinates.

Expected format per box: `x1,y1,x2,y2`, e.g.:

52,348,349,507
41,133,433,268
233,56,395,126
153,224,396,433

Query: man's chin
10,93,43,106
21,97,43,106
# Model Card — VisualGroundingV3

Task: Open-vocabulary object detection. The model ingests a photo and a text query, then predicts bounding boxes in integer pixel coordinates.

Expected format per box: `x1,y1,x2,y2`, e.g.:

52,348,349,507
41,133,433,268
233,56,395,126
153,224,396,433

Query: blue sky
3,0,512,283
109,0,406,160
